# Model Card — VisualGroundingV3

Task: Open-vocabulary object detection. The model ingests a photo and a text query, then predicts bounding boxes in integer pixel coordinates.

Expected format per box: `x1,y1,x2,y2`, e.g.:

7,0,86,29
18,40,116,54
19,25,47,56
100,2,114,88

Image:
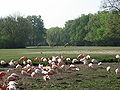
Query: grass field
0,46,120,61
1,63,120,90
0,46,120,90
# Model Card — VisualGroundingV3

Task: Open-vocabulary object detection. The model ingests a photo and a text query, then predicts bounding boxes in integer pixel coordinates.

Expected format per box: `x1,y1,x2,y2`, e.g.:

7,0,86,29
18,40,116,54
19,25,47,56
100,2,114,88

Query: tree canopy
46,27,68,46
27,15,45,46
0,3,120,48
46,11,120,46
0,16,32,48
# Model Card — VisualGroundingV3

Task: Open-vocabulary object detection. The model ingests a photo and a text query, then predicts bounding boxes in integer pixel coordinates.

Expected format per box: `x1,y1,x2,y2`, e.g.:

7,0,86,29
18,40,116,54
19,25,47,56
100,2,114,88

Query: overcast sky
0,0,102,28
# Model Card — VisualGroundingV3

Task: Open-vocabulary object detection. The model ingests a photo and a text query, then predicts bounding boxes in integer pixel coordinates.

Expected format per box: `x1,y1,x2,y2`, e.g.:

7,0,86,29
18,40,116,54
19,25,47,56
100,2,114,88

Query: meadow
0,46,120,90
0,46,120,61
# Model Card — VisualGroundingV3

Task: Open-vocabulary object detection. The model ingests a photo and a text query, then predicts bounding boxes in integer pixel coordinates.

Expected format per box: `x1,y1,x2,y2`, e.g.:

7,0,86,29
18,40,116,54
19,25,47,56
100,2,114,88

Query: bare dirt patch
22,50,120,55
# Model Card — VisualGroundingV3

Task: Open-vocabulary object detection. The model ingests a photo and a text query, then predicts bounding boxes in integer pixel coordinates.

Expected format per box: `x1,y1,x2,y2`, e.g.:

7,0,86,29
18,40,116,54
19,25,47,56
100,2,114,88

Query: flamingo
19,56,28,61
7,76,17,81
116,55,120,58
66,58,71,61
85,55,91,60
34,57,41,62
72,59,78,63
34,69,41,74
0,84,6,90
91,59,98,64
0,60,6,65
43,75,50,81
0,72,7,81
98,62,102,65
106,66,111,72
77,54,84,58
115,68,119,75
16,64,22,70
21,70,29,76
31,72,37,78
7,81,18,90
9,60,15,67
88,63,94,68
26,59,32,64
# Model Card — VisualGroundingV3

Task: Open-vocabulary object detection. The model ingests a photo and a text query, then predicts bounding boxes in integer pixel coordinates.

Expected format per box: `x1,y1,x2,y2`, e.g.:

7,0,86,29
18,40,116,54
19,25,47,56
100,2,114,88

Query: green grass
0,46,120,90
0,46,119,62
3,63,119,90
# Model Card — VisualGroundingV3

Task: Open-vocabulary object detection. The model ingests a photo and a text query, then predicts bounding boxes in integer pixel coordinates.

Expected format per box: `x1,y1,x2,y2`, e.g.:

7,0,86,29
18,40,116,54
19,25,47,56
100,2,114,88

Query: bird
0,72,7,81
26,59,32,64
106,66,111,72
115,68,119,75
9,60,16,67
98,62,102,65
52,56,57,62
43,75,50,81
77,54,84,58
19,56,28,61
34,57,41,62
48,60,52,65
7,81,18,90
7,81,18,86
43,58,47,62
85,55,91,60
21,70,29,76
7,75,17,81
57,58,62,63
72,59,78,63
91,59,98,64
7,73,19,81
83,60,88,65
10,73,19,78
27,68,33,73
34,69,41,74
16,64,22,70
0,60,6,65
41,70,48,75
51,64,58,70
66,58,71,61
31,72,37,78
0,84,7,90
116,55,120,58
68,64,77,71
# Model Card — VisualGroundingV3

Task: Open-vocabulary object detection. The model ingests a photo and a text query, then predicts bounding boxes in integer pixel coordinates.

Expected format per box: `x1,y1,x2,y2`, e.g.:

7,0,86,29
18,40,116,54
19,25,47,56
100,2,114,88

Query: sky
0,0,102,28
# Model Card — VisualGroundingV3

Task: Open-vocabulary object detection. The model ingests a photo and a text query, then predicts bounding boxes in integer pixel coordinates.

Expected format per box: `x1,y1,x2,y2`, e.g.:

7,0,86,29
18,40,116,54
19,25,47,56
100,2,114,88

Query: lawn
1,63,120,90
0,46,119,62
0,46,120,90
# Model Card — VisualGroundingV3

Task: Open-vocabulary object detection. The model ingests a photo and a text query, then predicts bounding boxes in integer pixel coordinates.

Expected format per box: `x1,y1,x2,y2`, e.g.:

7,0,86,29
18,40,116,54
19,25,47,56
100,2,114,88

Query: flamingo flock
0,54,120,90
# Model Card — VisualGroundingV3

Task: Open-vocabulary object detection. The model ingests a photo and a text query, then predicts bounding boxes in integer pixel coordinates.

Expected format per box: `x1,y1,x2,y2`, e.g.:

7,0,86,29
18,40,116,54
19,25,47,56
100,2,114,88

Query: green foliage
64,14,90,45
0,15,32,48
0,15,45,48
46,27,68,46
63,11,120,46
27,15,45,46
85,12,110,45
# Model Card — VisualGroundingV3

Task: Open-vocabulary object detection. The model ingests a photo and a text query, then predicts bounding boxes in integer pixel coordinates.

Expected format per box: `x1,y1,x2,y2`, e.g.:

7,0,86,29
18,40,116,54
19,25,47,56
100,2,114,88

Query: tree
0,15,32,48
27,15,45,46
46,27,67,46
103,12,120,45
101,0,120,15
84,11,120,46
64,14,90,45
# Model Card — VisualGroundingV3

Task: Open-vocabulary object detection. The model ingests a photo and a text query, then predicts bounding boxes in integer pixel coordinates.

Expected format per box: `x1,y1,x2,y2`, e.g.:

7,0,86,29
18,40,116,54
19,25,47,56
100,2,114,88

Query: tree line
46,0,120,46
0,15,45,48
47,11,120,46
0,0,119,48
